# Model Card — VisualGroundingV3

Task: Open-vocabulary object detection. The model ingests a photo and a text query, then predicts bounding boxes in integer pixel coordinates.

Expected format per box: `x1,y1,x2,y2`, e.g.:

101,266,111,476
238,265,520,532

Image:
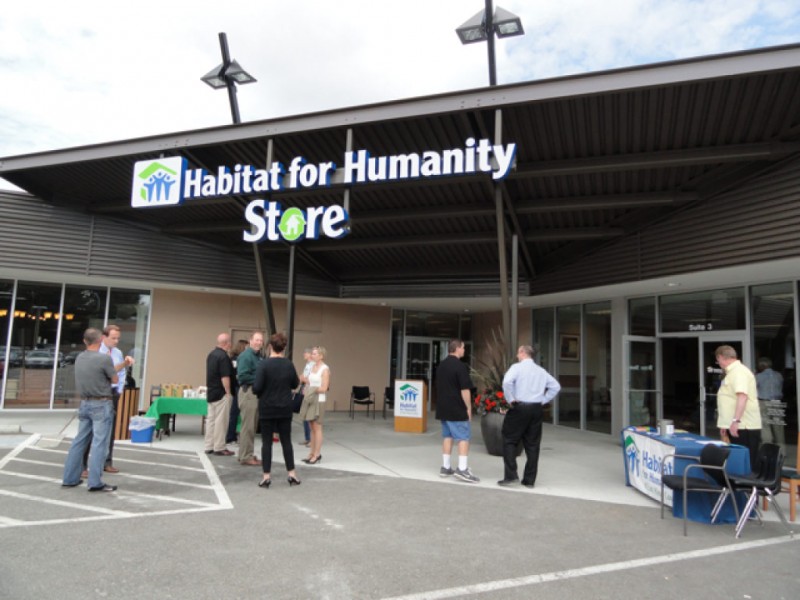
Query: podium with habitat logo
393,379,427,433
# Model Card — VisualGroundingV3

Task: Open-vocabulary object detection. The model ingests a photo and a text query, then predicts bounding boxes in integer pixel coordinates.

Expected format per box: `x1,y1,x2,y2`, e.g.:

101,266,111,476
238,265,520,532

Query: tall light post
457,2,524,357
456,0,524,86
201,33,277,343
201,32,257,124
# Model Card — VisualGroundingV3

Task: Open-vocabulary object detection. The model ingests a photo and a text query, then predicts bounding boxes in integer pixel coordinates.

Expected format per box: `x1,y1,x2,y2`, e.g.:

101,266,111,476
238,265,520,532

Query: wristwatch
731,418,741,424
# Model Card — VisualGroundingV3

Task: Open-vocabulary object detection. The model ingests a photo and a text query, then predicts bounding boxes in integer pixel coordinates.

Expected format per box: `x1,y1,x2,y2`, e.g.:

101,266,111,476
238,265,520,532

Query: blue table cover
622,427,750,524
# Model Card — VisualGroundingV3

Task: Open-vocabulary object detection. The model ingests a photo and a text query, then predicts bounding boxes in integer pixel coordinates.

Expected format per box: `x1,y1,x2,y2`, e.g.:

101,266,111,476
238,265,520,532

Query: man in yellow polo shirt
715,345,762,470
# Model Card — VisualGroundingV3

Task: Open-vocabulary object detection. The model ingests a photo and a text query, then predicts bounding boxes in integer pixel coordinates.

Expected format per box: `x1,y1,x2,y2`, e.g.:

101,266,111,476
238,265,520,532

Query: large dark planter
479,412,522,457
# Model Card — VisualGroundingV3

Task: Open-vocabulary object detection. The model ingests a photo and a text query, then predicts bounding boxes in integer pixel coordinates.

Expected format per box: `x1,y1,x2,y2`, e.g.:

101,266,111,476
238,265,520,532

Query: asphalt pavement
0,410,797,599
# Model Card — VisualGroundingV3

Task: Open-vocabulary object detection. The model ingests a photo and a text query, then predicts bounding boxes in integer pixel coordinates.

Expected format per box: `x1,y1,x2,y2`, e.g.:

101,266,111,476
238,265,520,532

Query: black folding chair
660,444,738,536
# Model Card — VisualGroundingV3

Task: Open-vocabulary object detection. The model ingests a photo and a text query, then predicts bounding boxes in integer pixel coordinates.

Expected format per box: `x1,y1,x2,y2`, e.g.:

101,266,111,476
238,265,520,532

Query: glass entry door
403,338,452,411
404,338,432,410
700,338,746,436
624,336,660,427
661,335,746,436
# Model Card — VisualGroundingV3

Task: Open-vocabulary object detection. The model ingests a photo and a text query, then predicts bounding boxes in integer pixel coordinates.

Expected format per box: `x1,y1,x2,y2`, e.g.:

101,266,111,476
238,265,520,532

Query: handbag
292,392,304,414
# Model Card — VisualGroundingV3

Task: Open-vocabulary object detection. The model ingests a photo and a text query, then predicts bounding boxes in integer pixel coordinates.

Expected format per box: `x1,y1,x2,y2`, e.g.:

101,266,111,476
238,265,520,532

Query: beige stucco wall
145,289,392,412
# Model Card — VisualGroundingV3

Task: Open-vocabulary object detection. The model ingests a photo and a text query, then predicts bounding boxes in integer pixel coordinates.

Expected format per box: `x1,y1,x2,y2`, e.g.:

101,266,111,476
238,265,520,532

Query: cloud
0,0,798,169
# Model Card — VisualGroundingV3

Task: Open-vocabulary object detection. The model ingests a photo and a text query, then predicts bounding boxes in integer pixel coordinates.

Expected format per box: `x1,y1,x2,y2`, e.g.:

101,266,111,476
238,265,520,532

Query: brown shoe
240,458,262,466
213,449,235,456
104,465,119,473
80,470,88,479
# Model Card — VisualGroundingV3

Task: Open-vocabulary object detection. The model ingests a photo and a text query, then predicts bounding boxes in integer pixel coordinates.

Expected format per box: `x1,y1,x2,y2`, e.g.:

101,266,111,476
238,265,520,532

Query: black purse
291,392,304,414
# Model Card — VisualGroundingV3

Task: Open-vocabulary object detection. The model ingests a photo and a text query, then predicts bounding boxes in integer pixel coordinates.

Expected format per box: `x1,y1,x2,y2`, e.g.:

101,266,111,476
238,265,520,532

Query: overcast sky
1,1,798,167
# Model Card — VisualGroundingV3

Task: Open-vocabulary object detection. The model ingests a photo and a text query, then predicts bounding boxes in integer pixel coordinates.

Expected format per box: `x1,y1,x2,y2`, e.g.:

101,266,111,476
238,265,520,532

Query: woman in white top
298,346,330,464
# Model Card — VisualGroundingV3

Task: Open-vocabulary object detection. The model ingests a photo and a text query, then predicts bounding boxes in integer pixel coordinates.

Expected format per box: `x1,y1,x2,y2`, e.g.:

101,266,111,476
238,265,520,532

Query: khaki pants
238,387,259,462
204,395,231,453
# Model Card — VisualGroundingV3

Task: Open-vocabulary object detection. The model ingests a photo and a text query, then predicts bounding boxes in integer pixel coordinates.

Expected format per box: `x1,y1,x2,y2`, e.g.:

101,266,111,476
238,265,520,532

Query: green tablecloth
144,396,241,433
145,396,207,431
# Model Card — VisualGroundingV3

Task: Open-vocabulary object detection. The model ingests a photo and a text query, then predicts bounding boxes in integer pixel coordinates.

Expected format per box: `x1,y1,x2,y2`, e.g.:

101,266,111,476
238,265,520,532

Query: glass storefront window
532,307,555,373
54,285,108,408
533,307,555,424
1,282,151,410
0,280,14,407
108,289,151,390
585,302,611,434
6,282,63,408
629,296,655,336
405,311,460,338
660,287,745,333
557,305,581,429
752,283,797,466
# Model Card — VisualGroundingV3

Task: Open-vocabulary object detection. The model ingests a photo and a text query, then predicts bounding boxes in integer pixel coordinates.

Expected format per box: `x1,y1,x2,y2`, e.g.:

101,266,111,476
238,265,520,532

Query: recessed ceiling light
665,282,681,288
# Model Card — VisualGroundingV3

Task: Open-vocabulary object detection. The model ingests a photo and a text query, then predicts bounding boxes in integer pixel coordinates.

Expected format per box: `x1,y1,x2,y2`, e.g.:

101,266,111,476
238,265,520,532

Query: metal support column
511,233,519,353
253,138,277,335
285,244,297,360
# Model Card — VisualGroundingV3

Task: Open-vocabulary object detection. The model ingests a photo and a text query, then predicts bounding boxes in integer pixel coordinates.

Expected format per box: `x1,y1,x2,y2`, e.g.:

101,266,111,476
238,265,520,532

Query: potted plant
471,329,521,456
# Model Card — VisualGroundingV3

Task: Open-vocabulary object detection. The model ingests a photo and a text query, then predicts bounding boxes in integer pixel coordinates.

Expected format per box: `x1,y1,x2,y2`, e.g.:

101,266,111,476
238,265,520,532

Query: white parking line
0,488,132,516
0,433,39,469
380,535,800,600
0,437,233,528
28,447,206,472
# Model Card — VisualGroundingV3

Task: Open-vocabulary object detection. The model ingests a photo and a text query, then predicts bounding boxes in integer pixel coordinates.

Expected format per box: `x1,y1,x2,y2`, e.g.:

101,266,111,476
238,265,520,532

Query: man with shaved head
205,333,235,456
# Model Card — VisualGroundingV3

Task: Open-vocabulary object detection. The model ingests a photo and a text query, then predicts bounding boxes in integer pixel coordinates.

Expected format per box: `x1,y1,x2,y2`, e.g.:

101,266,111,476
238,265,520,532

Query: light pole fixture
201,32,256,124
456,1,524,86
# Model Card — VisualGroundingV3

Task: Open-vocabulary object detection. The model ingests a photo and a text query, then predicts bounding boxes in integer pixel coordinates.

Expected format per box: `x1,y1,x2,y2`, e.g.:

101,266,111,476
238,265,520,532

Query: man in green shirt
237,331,264,465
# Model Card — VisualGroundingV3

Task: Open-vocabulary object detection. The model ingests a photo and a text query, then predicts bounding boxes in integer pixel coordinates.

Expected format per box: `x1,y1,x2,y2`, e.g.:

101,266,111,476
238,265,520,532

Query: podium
393,379,427,433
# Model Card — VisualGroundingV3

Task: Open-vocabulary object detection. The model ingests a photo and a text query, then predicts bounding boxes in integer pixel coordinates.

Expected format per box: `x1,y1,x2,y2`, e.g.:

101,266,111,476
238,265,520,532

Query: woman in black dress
253,332,301,488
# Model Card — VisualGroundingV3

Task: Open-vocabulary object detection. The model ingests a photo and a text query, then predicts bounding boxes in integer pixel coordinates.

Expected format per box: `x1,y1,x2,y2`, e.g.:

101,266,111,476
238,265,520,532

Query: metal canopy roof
3,44,800,300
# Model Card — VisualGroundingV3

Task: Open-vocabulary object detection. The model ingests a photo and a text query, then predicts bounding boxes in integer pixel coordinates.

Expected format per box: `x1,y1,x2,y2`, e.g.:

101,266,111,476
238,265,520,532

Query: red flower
496,391,504,398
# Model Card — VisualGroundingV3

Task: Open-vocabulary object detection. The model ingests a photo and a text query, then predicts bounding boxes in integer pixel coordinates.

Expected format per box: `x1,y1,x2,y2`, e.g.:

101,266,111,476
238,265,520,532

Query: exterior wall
0,190,337,297
530,156,800,295
145,289,391,412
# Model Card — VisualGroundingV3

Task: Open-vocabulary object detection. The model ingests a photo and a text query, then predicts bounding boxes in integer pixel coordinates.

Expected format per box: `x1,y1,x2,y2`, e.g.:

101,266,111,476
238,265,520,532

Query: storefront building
1,45,799,463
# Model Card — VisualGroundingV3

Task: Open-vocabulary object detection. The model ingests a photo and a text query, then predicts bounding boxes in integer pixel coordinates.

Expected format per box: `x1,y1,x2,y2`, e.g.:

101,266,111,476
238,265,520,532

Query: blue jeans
63,400,114,489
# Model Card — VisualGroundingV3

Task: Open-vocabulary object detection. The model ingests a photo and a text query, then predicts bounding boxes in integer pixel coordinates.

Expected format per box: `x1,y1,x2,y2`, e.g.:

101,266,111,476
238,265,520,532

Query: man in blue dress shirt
498,345,561,488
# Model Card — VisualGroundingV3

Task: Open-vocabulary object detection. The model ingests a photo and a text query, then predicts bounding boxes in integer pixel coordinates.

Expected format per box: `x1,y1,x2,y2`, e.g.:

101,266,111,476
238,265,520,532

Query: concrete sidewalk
1,407,790,514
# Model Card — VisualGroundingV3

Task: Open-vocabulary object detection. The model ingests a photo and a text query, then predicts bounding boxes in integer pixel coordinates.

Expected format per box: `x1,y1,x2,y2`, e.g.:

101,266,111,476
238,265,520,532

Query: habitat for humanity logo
130,157,348,243
131,157,186,207
399,383,419,403
623,434,640,477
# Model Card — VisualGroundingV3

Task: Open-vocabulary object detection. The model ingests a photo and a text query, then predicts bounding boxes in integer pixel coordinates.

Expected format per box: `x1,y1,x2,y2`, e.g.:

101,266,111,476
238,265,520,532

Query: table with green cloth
144,396,241,436
145,396,208,433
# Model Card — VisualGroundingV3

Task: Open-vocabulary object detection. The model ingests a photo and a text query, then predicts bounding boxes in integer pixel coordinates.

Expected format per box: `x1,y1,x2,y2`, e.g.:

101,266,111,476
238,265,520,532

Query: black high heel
287,476,301,486
305,455,322,465
258,478,271,488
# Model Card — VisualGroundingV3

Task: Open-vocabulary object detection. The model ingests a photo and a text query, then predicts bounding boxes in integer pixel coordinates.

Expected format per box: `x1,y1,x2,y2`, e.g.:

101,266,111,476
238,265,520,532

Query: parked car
24,349,65,369
0,347,23,367
63,351,82,365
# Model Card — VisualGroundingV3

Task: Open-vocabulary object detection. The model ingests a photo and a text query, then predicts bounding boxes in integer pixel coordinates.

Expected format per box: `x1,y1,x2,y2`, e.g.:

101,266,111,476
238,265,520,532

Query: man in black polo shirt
435,338,479,483
205,333,235,456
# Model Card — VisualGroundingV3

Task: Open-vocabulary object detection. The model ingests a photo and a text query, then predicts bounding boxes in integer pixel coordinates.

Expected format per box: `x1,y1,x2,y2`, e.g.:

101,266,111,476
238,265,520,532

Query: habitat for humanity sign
130,138,517,243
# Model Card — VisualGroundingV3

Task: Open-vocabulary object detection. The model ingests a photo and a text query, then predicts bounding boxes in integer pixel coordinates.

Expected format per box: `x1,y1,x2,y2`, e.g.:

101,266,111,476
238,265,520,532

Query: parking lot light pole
456,0,524,86
201,33,277,340
457,2,525,355
200,32,256,125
